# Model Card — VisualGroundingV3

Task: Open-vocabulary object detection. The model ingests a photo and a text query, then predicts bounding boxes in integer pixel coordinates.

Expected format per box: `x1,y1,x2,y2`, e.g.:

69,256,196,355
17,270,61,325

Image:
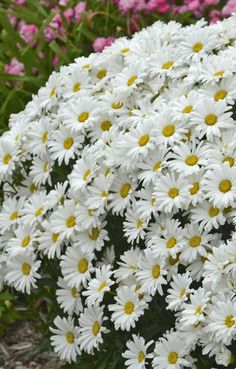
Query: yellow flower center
52,232,59,242
189,235,201,248
185,155,198,166
205,114,217,126
42,132,48,143
78,258,88,273
88,209,94,216
66,331,74,344
179,288,186,299
43,162,48,173
112,102,123,109
195,305,203,315
225,314,235,328
166,237,176,249
224,206,232,214
168,187,179,198
151,197,156,206
138,134,149,147
223,157,234,167
92,321,100,336
50,88,56,97
219,179,232,193
120,183,131,198
98,281,107,292
82,64,90,70
63,137,73,150
10,210,19,221
214,70,224,77
97,69,107,79
168,352,178,364
138,351,145,363
153,161,161,172
168,253,180,265
71,287,78,298
89,227,100,240
190,182,199,195
66,216,76,228
73,82,81,92
136,219,143,229
192,42,203,53
30,183,38,193
3,154,11,165
22,262,31,275
208,207,219,217
124,301,134,314
120,48,130,54
162,61,174,70
162,125,175,137
214,90,227,101
182,105,193,114
127,75,137,86
83,169,91,181
35,207,43,217
101,120,112,131
152,264,160,279
21,236,30,248
78,112,89,123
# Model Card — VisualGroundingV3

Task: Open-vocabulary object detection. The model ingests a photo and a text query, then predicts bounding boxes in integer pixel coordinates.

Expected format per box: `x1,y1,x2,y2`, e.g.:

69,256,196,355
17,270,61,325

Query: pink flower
19,24,38,45
209,9,221,23
64,8,74,23
12,0,26,4
74,2,86,22
59,0,70,5
92,36,115,52
203,0,219,5
5,58,24,76
52,46,67,66
7,14,18,28
222,0,236,17
44,27,57,41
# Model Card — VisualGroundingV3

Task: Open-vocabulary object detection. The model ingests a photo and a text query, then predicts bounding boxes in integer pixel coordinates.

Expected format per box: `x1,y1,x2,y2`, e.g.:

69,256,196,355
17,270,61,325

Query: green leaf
49,42,70,64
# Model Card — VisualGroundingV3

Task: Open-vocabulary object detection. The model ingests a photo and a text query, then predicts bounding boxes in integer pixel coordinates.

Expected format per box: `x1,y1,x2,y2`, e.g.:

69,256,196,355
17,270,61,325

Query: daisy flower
154,173,190,213
155,111,187,147
21,191,48,226
0,138,17,178
112,62,146,95
136,249,167,296
190,200,226,232
37,220,63,259
60,246,93,288
0,196,25,233
122,334,154,369
50,316,80,363
109,286,144,331
73,221,109,253
78,305,108,354
180,287,211,327
114,247,141,282
123,205,147,244
50,200,79,239
166,272,193,311
48,128,83,165
83,265,114,307
190,99,233,141
5,252,41,294
6,225,36,256
56,277,83,316
69,152,98,192
152,331,191,369
109,174,137,215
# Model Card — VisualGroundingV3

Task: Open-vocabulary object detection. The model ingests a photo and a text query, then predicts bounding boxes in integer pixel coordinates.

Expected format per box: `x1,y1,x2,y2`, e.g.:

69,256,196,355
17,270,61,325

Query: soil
0,321,63,369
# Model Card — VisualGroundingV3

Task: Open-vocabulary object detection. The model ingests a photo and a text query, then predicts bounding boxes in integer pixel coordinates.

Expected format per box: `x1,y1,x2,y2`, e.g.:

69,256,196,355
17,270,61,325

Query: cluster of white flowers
1,14,236,368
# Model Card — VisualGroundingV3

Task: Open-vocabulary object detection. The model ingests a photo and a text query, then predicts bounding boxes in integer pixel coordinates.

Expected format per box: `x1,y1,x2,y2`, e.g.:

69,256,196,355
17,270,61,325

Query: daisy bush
2,14,236,369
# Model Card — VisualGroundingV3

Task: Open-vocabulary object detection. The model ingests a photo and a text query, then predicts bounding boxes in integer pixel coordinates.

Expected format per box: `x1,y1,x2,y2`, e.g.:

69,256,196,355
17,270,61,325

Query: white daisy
122,334,154,369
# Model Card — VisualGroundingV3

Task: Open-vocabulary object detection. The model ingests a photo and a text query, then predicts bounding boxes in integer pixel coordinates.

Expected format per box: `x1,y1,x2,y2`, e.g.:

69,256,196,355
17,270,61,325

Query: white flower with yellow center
37,71,59,110
37,219,62,259
50,316,80,363
153,331,191,369
190,200,226,232
21,191,48,226
26,118,52,156
51,200,79,239
202,164,236,208
109,286,144,331
73,220,109,253
78,305,108,354
190,99,233,141
154,173,190,213
69,151,98,192
0,196,25,233
0,138,17,178
5,252,41,294
62,67,90,98
204,296,236,346
114,247,141,282
123,205,147,244
6,225,35,257
112,62,146,95
63,96,100,132
29,154,52,186
137,146,168,185
136,249,167,296
60,246,93,288
180,287,211,327
56,277,82,316
83,265,114,307
48,128,83,165
166,272,193,311
155,111,188,147
122,334,154,369
108,174,137,215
